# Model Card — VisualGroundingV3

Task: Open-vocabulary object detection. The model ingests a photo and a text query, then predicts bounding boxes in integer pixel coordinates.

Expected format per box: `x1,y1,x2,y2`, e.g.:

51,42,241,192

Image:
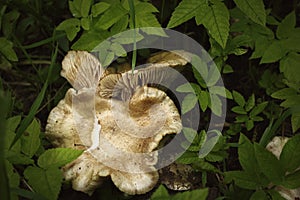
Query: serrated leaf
176,83,197,94
245,119,254,130
111,15,128,34
21,119,40,158
260,40,287,64
291,113,300,133
195,2,230,48
280,134,300,172
72,30,109,51
271,88,297,100
37,148,83,169
181,93,198,114
232,90,246,107
95,3,128,30
56,18,81,41
239,134,257,172
112,30,144,44
279,52,300,84
249,102,268,117
182,127,198,143
110,43,126,57
235,115,248,122
199,91,209,111
0,37,18,61
167,0,205,28
232,106,247,114
233,0,266,26
81,17,90,30
245,94,255,112
91,2,110,17
254,143,285,184
24,166,62,200
281,170,300,189
150,185,169,200
250,37,272,59
276,11,296,39
198,130,221,158
172,188,208,200
176,151,199,164
209,86,227,98
250,190,268,200
225,171,261,190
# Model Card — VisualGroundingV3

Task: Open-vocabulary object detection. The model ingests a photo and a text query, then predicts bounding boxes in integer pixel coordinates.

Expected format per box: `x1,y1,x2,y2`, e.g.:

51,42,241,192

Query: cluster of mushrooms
45,50,190,195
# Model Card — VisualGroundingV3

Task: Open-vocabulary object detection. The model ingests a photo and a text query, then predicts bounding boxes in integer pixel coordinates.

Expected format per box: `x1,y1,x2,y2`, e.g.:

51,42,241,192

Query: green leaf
24,166,63,200
291,113,300,133
2,10,20,37
232,90,246,107
195,1,230,48
95,3,128,30
276,11,296,39
231,106,247,114
209,93,222,116
250,190,268,200
176,83,197,94
245,94,255,112
69,0,92,18
91,2,110,17
267,189,286,200
5,116,21,133
81,17,90,30
199,91,209,112
280,134,300,172
150,185,169,200
239,134,257,172
260,40,287,64
38,148,83,169
250,37,272,59
198,130,222,158
167,0,205,28
249,102,268,117
21,119,40,158
209,86,228,98
72,30,109,51
110,43,126,57
235,115,248,123
254,143,285,184
181,93,198,114
245,119,254,131
176,151,199,164
111,15,128,34
280,52,300,84
10,47,58,150
0,37,18,61
6,151,34,165
182,127,198,143
112,30,144,44
6,161,20,199
271,88,297,100
225,171,261,190
56,18,81,41
172,188,208,200
233,0,266,26
281,170,300,189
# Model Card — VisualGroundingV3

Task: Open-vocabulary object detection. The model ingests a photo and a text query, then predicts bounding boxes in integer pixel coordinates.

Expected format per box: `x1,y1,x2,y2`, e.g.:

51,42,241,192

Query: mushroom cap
45,50,187,195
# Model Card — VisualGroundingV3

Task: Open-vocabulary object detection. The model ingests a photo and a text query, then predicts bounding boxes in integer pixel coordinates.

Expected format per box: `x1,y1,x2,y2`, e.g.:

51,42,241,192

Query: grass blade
0,90,10,200
10,45,58,149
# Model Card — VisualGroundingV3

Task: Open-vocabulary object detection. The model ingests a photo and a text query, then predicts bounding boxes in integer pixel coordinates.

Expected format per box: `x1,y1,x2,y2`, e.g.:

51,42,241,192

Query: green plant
1,0,300,199
225,134,300,199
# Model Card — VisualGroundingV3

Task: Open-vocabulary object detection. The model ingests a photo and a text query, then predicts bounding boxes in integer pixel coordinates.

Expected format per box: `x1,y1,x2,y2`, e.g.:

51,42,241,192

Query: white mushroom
45,50,188,195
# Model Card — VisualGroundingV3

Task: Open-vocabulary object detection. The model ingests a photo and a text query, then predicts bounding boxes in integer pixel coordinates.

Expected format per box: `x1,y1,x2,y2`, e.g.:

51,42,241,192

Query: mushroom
45,50,189,195
266,136,300,200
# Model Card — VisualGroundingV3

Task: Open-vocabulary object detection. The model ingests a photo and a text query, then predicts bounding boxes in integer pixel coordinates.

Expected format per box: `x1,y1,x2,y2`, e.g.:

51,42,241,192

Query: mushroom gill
45,50,188,195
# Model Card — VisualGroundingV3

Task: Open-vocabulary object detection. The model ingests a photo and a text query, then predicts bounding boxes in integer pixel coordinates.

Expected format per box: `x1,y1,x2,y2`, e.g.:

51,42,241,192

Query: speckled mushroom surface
45,51,189,195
